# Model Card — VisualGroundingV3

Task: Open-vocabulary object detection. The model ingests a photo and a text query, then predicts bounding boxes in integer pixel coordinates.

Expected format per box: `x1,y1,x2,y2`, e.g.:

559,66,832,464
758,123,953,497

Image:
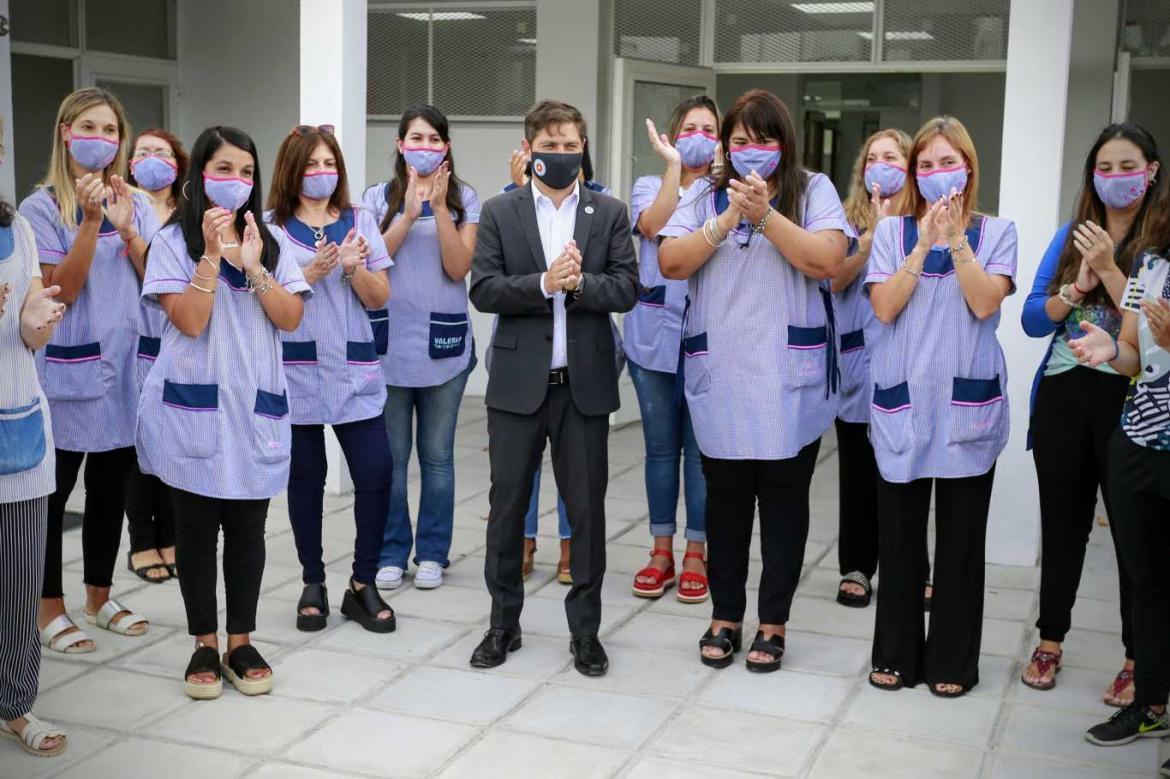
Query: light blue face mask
915,165,968,203
68,134,119,171
401,145,447,176
202,173,253,212
131,155,178,192
675,131,718,169
863,162,907,197
729,144,781,180
301,170,339,200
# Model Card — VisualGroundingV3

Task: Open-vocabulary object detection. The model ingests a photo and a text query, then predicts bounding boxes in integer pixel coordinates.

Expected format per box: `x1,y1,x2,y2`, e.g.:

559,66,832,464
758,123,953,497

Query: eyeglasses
132,148,175,159
293,124,335,136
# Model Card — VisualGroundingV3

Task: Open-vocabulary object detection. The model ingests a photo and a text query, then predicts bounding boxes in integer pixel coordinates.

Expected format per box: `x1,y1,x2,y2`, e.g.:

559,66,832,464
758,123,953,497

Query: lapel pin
584,205,594,214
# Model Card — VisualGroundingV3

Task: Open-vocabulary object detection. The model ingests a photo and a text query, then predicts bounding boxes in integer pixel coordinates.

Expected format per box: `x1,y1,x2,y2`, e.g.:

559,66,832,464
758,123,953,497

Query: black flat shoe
570,635,609,677
470,626,522,668
296,583,329,632
340,582,396,633
127,551,170,584
745,630,784,673
836,571,872,608
929,682,968,699
869,667,904,691
699,626,742,669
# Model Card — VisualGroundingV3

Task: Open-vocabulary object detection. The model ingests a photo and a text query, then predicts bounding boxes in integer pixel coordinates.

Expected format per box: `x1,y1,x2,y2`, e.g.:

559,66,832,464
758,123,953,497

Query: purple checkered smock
863,214,1018,483
19,187,159,452
361,183,480,388
832,221,885,424
135,223,312,499
267,206,393,425
660,172,851,461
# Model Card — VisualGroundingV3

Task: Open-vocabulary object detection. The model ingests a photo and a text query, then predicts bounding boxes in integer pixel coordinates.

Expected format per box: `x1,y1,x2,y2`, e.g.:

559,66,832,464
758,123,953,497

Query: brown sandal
1020,647,1061,691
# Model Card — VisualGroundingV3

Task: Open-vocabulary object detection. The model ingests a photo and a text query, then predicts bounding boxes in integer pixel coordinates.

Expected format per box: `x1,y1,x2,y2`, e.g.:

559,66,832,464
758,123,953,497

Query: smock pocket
159,380,219,459
682,332,711,397
346,340,382,397
637,285,666,308
135,336,161,391
366,309,389,355
870,381,914,454
42,342,105,401
281,340,320,405
429,312,468,360
786,325,827,389
0,399,47,475
253,389,291,465
948,376,1006,444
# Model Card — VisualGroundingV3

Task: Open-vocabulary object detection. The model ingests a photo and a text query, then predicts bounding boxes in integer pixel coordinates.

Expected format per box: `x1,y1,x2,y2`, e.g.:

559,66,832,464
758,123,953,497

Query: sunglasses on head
293,124,335,137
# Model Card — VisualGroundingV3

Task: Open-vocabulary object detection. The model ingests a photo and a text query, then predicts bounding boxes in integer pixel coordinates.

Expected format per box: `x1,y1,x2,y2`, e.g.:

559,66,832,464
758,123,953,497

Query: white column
0,1,15,198
536,0,604,162
989,0,1076,565
300,0,369,495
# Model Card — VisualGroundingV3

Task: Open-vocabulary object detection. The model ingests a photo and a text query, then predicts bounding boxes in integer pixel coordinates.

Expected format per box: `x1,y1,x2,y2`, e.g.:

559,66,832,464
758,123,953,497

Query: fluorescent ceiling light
858,30,935,40
517,38,537,44
395,12,486,21
792,2,874,13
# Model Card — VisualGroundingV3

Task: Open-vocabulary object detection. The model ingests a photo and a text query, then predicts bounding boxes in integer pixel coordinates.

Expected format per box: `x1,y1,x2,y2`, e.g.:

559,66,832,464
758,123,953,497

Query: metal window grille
85,0,177,60
613,0,703,66
879,0,1009,62
1123,0,1170,58
713,0,873,64
95,79,167,135
368,4,536,118
11,0,79,47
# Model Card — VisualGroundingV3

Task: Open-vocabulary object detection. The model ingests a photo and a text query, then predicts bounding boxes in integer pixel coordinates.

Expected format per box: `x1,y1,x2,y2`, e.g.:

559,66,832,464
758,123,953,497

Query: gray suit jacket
469,183,638,416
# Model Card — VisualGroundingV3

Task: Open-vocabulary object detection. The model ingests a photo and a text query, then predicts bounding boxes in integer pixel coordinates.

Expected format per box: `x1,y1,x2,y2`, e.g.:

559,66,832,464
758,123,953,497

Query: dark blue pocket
429,312,468,360
840,329,865,354
948,375,1006,445
682,332,708,357
786,325,827,388
0,399,47,475
282,341,318,365
682,332,710,397
42,342,104,401
871,381,913,454
253,389,290,464
162,380,219,411
136,336,161,360
951,376,1003,406
637,285,667,307
872,381,911,413
158,381,219,458
367,309,389,355
254,389,289,420
346,340,378,365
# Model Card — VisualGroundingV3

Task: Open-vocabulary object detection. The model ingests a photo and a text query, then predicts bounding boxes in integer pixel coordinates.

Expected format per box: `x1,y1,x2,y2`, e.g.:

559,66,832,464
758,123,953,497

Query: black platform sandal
698,626,742,669
296,583,330,632
869,667,903,691
221,644,273,696
745,631,785,673
836,571,872,608
341,581,396,633
183,645,222,700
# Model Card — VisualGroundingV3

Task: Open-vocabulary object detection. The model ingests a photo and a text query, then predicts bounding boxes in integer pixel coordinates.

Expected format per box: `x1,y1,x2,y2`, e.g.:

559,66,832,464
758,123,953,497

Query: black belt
549,368,569,385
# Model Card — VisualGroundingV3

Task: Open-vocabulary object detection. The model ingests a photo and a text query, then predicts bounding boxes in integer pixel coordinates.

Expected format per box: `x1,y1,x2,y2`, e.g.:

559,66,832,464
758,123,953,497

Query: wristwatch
569,273,586,298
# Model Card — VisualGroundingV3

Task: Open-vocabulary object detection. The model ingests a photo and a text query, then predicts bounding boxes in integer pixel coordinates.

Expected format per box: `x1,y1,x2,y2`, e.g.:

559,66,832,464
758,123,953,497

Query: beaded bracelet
246,267,274,296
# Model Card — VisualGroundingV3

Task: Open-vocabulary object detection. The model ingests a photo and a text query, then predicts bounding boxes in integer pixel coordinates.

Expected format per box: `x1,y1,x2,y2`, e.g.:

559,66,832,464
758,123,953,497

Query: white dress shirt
534,179,579,370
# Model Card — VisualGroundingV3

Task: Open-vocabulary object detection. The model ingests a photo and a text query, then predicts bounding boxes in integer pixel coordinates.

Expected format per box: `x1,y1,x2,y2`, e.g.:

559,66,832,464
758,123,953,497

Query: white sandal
38,614,95,655
84,599,148,636
0,714,67,757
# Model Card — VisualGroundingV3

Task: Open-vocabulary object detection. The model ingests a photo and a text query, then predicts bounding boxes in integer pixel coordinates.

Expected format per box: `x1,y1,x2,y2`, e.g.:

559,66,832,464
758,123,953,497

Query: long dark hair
128,127,189,206
715,89,807,224
267,126,352,226
380,105,467,231
667,95,720,143
166,126,280,273
1048,123,1162,306
1136,172,1170,260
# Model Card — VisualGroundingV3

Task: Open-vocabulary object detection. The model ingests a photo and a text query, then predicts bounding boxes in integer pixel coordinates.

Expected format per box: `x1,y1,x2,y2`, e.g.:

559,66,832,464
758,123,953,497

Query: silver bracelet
752,208,772,235
246,267,274,296
702,218,722,248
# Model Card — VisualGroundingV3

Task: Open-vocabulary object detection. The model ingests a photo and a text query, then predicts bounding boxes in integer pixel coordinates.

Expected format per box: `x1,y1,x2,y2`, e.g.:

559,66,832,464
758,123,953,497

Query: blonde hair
843,128,913,233
904,115,979,224
40,88,131,230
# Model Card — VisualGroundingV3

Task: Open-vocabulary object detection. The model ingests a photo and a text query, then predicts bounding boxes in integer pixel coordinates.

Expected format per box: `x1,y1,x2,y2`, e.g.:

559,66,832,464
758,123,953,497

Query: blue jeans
379,361,472,568
628,359,706,542
524,469,570,539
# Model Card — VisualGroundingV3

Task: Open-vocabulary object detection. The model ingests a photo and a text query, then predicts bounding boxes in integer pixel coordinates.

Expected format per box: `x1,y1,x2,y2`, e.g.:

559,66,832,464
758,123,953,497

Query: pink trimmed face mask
68,134,119,171
1093,168,1149,210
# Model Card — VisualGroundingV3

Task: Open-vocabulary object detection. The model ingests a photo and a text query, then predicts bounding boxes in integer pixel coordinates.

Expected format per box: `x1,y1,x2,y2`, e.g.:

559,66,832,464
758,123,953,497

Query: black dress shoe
470,626,522,668
569,635,609,677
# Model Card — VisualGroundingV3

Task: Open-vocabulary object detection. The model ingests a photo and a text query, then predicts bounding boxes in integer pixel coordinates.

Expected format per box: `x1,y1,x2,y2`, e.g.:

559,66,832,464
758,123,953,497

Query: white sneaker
414,561,443,590
376,566,404,590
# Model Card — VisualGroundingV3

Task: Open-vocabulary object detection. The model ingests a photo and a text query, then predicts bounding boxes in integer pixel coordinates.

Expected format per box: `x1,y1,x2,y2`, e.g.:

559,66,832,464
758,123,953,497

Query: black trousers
703,439,821,625
484,383,609,636
1108,430,1170,707
171,489,268,636
836,419,931,585
0,497,47,722
43,446,136,598
125,461,175,554
873,467,995,689
1032,367,1132,655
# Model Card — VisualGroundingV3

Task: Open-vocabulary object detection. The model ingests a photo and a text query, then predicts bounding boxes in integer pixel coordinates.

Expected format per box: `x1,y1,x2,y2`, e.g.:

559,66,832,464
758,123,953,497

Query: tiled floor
14,401,1167,778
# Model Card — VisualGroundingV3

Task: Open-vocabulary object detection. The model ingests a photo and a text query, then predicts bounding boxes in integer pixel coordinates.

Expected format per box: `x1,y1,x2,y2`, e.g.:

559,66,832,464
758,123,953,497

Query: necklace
311,225,325,242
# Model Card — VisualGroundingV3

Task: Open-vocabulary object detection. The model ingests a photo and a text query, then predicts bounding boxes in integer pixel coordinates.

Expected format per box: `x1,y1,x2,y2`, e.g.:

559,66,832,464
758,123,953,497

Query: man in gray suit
468,100,637,676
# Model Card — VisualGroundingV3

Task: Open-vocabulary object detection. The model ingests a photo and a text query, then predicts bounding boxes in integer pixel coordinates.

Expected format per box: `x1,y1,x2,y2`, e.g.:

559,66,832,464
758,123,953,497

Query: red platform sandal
676,551,709,604
632,549,675,598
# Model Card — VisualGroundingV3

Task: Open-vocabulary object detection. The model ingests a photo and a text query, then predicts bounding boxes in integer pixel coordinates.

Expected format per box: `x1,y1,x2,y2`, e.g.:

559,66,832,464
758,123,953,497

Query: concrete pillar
990,0,1077,565
300,0,369,495
535,0,606,172
0,0,14,198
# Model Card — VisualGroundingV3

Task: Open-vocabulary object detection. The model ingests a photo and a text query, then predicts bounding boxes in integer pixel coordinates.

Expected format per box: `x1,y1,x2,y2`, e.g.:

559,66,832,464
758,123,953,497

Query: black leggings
1108,430,1170,707
873,467,996,690
125,460,175,554
171,489,268,636
43,447,136,598
702,439,820,625
1031,366,1132,655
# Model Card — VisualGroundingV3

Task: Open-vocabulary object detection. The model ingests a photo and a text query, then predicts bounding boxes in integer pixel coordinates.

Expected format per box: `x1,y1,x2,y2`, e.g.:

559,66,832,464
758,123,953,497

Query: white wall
177,0,299,179
0,0,14,199
366,119,523,398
